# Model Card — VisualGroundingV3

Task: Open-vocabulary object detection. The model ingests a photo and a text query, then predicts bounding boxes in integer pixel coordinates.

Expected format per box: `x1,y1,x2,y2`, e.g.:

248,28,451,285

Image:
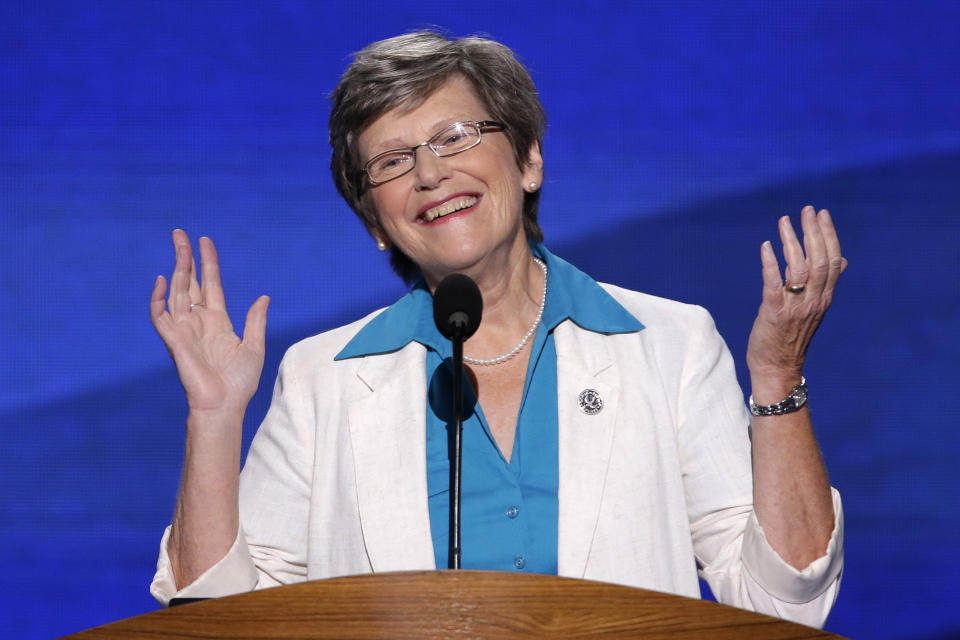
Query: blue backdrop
2,1,958,638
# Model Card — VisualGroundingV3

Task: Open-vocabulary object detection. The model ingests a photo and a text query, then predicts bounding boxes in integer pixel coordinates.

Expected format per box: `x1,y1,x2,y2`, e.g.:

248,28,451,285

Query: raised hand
746,206,847,387
150,229,270,416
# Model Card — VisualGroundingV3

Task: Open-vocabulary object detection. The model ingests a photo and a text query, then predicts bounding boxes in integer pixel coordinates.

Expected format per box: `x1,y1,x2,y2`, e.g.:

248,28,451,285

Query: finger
801,205,829,295
241,295,271,353
188,247,201,305
759,240,784,306
198,236,227,311
817,209,845,291
172,228,202,304
779,215,808,288
150,274,169,327
170,230,195,315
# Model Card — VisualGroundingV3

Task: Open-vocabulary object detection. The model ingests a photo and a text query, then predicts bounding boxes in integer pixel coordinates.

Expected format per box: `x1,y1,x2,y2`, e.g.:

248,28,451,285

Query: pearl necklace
464,258,547,366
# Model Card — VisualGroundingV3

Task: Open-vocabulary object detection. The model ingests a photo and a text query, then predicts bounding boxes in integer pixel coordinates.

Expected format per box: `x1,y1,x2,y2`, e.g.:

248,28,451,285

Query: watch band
749,377,808,416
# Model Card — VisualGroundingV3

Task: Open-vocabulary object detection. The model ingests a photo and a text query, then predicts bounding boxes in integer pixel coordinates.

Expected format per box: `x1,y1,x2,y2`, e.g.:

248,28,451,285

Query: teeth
423,196,477,222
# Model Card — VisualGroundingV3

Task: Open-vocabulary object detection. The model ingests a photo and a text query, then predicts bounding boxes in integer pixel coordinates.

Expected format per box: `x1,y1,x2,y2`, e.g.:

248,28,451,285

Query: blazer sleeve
678,305,843,628
150,346,314,606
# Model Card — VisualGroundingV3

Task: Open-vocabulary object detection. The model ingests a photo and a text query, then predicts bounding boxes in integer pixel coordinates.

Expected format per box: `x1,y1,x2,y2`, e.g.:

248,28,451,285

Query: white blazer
152,283,843,628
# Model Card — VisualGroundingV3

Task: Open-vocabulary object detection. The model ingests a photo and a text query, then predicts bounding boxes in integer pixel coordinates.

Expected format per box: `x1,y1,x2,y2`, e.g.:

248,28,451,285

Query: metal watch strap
749,377,808,416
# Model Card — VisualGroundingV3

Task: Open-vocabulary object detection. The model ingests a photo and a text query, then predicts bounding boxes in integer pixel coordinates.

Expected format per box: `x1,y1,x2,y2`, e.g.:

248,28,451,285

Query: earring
376,239,387,251
529,182,538,190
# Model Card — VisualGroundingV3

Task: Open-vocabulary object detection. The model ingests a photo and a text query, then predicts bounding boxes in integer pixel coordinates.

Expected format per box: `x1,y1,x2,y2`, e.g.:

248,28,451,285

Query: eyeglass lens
366,121,482,183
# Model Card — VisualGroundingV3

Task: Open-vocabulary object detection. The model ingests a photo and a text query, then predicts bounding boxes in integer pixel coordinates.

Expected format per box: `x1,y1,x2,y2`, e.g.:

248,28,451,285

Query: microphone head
433,273,483,340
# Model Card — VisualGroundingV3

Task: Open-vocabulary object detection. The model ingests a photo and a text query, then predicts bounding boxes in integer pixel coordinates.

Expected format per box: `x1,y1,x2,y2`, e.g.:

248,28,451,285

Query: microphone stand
433,274,481,571
449,332,464,569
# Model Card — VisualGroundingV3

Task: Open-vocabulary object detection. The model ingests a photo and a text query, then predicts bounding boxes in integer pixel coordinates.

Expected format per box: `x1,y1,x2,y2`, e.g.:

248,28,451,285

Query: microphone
432,273,482,570
433,273,482,340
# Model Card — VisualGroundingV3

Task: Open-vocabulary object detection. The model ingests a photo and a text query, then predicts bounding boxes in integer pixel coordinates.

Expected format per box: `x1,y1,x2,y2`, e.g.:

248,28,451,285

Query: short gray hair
329,31,547,282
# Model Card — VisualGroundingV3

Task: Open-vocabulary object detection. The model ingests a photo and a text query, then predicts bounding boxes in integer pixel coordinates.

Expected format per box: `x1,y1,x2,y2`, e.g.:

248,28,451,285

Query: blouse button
506,506,519,519
514,556,526,570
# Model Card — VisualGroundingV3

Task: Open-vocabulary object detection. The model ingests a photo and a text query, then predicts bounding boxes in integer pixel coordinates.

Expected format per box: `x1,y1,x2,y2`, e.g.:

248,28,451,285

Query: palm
150,231,269,415
746,207,846,379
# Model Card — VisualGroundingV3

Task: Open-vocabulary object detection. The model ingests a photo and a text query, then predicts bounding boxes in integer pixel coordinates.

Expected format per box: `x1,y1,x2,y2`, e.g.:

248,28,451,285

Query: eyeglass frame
360,120,507,186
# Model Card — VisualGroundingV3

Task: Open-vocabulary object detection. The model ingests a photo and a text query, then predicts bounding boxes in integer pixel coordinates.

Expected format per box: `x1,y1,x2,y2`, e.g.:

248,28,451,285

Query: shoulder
593,284,737,396
598,282,717,338
587,282,731,380
277,307,388,376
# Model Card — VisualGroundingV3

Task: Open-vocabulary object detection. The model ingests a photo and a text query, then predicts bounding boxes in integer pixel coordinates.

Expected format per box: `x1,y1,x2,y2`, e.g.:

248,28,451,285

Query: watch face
791,386,808,406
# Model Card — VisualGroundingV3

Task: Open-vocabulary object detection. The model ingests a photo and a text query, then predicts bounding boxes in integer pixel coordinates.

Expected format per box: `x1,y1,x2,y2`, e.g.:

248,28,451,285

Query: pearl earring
376,239,387,251
529,182,537,190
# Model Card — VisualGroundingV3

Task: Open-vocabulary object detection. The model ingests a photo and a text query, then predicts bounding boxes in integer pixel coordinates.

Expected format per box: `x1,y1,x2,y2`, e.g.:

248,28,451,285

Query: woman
149,32,845,627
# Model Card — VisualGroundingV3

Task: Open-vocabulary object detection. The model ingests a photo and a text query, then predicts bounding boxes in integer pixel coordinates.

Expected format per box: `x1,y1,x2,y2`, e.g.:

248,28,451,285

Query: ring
786,283,806,294
190,302,204,309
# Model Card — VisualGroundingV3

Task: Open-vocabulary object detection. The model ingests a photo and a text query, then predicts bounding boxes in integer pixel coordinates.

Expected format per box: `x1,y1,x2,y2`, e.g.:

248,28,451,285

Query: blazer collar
347,342,437,571
555,320,622,578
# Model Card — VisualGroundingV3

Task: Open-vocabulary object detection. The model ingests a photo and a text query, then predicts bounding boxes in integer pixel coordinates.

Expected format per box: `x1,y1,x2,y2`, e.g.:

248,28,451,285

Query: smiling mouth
422,195,479,222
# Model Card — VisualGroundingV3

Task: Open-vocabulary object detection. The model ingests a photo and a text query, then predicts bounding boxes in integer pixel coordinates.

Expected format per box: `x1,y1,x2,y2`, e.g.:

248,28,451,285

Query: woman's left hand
746,206,847,388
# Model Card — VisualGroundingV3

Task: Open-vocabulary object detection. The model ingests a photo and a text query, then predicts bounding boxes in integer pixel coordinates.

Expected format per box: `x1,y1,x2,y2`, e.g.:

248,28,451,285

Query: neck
464,246,545,359
419,229,544,355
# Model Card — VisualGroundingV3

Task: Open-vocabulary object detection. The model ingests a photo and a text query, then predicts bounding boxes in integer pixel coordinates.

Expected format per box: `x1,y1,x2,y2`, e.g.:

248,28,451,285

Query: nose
412,145,450,191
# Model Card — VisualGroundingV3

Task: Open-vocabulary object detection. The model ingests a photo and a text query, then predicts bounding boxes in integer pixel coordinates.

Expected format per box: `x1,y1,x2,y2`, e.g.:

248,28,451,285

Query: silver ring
190,302,204,309
786,283,806,294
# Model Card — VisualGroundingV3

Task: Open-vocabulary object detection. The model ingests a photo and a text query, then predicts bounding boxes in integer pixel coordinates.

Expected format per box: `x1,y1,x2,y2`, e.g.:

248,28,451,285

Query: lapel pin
578,389,603,415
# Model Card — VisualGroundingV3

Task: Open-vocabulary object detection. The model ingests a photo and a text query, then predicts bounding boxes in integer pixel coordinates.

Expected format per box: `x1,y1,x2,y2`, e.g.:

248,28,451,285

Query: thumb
241,295,270,352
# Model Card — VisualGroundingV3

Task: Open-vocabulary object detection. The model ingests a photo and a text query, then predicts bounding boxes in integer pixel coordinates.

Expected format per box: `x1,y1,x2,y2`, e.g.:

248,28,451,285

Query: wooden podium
63,570,845,639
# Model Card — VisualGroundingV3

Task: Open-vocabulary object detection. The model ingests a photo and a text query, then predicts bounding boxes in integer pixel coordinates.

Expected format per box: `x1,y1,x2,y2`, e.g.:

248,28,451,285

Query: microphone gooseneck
432,273,483,570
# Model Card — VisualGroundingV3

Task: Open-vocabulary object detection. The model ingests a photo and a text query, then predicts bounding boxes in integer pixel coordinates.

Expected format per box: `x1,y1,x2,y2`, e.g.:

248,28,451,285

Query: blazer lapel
555,322,621,578
347,342,436,571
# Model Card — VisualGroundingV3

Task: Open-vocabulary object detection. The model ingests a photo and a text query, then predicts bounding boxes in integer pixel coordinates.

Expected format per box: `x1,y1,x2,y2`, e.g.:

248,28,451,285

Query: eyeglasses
362,120,506,185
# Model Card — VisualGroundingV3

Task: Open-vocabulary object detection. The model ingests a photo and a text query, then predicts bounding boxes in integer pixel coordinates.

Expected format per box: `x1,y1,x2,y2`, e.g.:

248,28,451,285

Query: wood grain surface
62,570,848,639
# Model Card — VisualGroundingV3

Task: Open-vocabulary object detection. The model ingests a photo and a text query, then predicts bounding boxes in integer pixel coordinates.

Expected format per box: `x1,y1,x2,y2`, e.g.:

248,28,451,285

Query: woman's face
357,75,541,282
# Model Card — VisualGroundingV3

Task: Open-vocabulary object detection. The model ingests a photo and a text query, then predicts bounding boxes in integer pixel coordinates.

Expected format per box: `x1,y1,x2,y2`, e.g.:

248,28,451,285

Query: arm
149,230,269,589
678,302,842,627
746,206,847,569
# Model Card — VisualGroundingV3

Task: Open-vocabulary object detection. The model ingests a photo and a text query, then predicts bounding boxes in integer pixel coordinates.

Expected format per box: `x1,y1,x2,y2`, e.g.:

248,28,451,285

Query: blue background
2,1,958,637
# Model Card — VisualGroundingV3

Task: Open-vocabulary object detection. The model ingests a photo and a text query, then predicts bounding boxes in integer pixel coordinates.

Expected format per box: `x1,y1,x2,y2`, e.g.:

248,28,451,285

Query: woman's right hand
150,229,270,418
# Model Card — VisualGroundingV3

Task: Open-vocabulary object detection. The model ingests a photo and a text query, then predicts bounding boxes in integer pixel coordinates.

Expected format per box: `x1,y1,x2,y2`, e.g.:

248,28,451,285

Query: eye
433,122,473,148
374,153,411,171
441,131,466,146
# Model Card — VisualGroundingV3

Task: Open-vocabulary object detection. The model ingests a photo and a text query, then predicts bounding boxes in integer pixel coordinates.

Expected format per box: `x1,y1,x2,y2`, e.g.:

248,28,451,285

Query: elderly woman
149,32,845,627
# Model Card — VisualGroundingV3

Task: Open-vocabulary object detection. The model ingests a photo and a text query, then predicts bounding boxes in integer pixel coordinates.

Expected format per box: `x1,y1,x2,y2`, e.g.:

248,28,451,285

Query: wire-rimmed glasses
362,120,505,185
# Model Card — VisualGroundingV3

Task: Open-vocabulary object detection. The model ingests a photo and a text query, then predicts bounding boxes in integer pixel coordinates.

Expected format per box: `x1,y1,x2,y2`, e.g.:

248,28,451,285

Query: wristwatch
749,377,808,416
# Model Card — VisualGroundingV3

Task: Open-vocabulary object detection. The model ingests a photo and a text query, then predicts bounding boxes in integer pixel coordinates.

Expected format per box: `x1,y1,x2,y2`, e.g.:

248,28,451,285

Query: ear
521,140,544,192
359,197,391,251
367,225,391,251
374,233,391,252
